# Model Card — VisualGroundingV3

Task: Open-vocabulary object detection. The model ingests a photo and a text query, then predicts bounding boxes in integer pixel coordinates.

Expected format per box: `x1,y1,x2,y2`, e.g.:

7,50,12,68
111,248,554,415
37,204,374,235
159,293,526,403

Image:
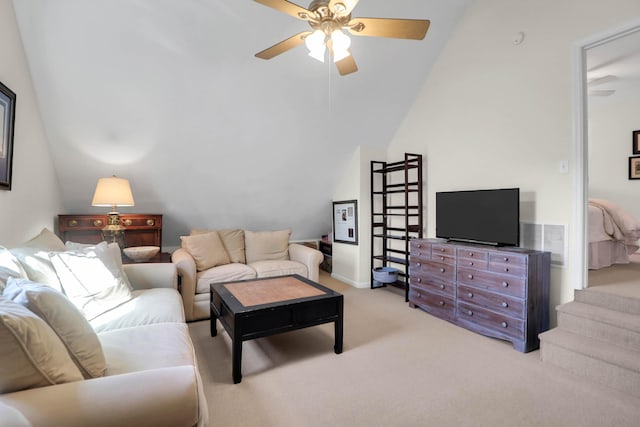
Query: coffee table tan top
223,275,326,307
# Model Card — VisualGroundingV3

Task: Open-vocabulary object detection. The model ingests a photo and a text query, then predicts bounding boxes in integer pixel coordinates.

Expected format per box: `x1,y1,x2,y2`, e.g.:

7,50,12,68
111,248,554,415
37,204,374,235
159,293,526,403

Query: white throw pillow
50,242,133,320
4,278,107,379
9,228,66,291
181,231,230,271
0,296,83,393
244,229,291,264
0,246,27,292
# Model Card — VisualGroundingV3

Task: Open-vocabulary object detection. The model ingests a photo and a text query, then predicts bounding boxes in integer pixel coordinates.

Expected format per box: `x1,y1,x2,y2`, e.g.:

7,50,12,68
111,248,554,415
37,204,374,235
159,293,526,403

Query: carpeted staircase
539,286,640,397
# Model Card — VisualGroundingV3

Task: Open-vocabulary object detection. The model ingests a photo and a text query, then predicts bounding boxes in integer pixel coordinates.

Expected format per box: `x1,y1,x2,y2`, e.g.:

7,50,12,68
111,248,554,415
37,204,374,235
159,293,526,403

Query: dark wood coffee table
210,274,344,384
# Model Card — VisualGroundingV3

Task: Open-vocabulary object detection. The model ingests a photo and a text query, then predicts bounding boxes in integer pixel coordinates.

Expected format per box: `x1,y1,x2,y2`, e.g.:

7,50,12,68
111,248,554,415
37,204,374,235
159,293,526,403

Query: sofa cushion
0,296,83,393
218,229,246,264
50,242,133,320
98,322,196,375
249,260,308,278
0,246,27,292
244,229,291,264
181,231,230,271
4,278,106,379
195,263,256,294
90,288,185,333
9,228,66,291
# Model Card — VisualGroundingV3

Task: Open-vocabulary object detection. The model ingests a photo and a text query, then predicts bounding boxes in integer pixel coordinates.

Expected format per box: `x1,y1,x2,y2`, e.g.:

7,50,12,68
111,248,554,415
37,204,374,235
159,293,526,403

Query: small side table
122,252,172,264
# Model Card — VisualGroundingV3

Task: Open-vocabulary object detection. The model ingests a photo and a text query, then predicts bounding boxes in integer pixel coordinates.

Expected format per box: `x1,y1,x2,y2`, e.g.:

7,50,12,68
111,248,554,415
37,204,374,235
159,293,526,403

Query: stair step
540,329,640,397
575,287,640,315
557,301,640,351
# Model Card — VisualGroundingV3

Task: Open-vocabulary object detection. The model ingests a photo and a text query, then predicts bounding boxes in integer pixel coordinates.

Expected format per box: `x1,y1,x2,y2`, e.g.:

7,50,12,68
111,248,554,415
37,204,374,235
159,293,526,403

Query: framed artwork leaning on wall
0,80,16,190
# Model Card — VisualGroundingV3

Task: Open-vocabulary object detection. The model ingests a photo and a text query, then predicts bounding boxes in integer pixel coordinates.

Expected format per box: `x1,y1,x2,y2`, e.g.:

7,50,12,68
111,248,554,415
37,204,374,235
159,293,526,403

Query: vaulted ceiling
12,0,472,245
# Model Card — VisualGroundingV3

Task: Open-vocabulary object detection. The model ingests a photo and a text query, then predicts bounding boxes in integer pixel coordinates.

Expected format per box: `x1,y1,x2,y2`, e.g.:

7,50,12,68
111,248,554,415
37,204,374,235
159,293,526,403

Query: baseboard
330,272,369,289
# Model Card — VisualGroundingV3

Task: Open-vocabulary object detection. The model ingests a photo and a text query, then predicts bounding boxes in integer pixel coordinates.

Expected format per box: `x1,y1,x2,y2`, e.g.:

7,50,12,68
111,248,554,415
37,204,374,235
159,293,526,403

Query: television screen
435,188,520,246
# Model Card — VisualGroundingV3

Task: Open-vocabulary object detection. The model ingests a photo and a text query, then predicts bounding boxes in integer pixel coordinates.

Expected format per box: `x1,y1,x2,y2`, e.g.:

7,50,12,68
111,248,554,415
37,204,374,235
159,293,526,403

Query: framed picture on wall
333,200,358,244
629,157,640,180
0,80,16,190
633,130,640,155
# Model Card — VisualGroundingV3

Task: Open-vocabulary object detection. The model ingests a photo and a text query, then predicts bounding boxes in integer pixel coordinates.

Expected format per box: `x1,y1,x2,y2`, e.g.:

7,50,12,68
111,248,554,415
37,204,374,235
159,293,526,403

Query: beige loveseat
0,229,207,427
172,228,323,321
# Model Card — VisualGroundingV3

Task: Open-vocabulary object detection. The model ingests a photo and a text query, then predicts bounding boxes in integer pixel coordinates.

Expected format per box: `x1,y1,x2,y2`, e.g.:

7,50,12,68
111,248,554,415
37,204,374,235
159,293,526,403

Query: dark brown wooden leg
232,337,242,384
334,296,343,354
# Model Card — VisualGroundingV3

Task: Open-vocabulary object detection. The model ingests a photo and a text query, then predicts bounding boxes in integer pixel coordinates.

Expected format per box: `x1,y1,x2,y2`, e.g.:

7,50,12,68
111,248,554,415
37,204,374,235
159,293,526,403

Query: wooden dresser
57,214,163,249
409,238,550,352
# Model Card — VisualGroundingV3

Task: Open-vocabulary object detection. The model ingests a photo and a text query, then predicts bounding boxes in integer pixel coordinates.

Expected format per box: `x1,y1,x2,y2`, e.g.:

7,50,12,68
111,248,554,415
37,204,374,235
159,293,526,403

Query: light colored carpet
588,253,640,299
188,272,640,426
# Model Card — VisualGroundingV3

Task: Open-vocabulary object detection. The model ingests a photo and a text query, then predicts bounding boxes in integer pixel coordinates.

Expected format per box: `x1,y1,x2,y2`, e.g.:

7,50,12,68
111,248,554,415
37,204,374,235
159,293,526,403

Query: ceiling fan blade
335,51,358,76
347,17,431,40
329,0,359,16
255,31,312,59
254,0,314,20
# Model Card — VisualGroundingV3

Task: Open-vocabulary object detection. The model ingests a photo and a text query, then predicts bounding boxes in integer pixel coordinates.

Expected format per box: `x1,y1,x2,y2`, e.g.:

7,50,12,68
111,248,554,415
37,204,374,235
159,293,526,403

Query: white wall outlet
559,160,569,174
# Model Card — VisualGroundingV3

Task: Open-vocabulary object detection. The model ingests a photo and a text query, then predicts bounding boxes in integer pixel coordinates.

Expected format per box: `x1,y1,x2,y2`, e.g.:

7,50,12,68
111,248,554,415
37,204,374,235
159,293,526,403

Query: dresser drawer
411,260,455,282
456,248,489,262
488,253,527,276
457,301,524,341
410,240,431,259
457,267,526,298
431,244,455,257
457,284,525,319
409,276,455,297
409,288,455,321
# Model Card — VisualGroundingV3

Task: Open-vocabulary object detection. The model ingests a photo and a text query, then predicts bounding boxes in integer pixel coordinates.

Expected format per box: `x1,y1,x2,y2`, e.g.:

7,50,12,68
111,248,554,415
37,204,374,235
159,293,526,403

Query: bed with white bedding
588,198,640,270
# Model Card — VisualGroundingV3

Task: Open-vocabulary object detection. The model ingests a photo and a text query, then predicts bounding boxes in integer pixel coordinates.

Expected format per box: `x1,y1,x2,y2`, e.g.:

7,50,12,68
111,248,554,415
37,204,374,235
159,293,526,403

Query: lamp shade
91,176,135,209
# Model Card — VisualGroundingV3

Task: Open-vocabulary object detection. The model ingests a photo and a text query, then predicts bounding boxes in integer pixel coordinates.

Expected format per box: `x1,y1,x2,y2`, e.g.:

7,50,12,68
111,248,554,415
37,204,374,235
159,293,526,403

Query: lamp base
102,212,126,249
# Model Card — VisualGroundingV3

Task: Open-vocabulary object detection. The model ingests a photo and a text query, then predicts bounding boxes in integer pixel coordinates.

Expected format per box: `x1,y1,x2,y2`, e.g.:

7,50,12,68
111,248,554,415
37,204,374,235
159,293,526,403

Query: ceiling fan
253,0,431,76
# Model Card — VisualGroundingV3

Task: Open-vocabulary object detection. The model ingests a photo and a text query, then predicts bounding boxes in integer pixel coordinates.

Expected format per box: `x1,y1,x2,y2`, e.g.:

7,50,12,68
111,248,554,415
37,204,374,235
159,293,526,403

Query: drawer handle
124,219,133,226
67,219,78,227
439,301,445,306
469,261,474,266
417,263,421,267
417,278,422,283
468,274,473,280
417,244,421,248
439,284,445,290
439,248,445,252
468,292,473,298
504,267,509,272
146,219,155,226
93,219,103,227
416,293,421,298
469,252,474,257
501,321,508,328
502,281,509,288
439,256,445,261
439,268,445,273
501,302,509,308
503,257,509,262
467,310,473,316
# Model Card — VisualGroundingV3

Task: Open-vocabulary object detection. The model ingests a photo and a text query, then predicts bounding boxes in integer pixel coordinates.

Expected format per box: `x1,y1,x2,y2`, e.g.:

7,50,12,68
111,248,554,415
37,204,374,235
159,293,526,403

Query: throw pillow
218,229,246,264
181,231,230,271
244,229,291,264
0,246,27,292
9,228,66,291
4,278,107,379
50,242,133,320
0,296,83,393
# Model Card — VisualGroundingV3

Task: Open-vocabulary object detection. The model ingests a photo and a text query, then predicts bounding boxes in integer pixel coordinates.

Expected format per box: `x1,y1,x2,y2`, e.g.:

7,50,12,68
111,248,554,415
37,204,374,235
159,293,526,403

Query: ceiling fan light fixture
305,29,326,62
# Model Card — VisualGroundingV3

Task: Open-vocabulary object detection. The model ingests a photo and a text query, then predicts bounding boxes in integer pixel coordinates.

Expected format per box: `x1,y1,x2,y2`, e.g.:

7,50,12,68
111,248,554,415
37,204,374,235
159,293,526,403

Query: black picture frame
0,81,16,190
333,200,358,244
629,157,640,180
633,130,640,155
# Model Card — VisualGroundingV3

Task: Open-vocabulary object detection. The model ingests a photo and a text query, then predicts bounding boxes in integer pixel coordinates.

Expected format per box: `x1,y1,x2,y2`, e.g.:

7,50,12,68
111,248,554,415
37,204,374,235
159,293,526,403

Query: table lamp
91,175,135,248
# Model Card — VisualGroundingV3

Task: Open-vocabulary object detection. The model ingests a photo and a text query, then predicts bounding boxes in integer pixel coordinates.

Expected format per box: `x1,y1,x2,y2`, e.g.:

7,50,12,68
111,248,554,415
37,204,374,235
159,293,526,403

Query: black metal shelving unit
370,153,423,301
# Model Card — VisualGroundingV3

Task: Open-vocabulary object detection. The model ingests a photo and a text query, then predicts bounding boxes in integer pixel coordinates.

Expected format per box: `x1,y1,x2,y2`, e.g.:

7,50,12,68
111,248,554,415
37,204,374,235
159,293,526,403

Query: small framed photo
629,157,640,180
0,80,16,191
634,130,640,155
333,200,358,245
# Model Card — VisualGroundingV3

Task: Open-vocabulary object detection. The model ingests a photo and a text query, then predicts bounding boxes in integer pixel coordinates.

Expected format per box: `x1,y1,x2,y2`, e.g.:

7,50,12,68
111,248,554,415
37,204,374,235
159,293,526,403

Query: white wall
0,0,62,247
589,93,640,216
387,0,640,326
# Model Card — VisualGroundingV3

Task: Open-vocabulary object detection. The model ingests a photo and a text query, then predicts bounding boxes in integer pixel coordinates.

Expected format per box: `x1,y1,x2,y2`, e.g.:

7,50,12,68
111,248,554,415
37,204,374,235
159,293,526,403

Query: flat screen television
435,188,520,246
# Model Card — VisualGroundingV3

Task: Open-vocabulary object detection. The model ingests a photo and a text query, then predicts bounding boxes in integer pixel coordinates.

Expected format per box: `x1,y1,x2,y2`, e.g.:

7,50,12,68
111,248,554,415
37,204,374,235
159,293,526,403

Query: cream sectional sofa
172,228,323,321
0,229,208,427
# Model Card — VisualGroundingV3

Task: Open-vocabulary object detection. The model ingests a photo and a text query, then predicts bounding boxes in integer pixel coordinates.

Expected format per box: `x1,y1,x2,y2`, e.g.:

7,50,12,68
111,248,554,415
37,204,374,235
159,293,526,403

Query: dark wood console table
57,214,163,249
